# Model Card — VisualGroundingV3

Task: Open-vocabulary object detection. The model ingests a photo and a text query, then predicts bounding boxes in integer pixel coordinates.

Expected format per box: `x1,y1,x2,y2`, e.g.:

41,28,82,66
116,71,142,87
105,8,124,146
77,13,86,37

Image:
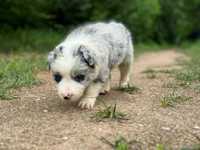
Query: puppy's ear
47,46,64,71
47,51,56,71
78,45,95,68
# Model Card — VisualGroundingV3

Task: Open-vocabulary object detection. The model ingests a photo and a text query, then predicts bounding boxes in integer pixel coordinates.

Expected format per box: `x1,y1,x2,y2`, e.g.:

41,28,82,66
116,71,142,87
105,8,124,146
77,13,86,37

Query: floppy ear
48,51,56,63
47,46,64,69
47,51,56,71
78,45,95,68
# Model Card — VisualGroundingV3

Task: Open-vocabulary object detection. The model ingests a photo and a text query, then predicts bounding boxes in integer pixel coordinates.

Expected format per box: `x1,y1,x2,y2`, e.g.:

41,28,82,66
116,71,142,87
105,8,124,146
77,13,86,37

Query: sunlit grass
161,90,192,108
177,41,200,86
0,28,64,100
0,53,47,99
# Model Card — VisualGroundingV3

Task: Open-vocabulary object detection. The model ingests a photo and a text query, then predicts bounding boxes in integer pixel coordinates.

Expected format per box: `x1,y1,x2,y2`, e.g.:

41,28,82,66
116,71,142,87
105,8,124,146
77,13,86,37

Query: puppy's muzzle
63,93,73,100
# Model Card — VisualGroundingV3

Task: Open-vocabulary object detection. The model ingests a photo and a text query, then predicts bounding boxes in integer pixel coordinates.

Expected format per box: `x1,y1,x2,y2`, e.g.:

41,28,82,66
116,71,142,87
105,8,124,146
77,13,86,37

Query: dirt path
0,50,200,150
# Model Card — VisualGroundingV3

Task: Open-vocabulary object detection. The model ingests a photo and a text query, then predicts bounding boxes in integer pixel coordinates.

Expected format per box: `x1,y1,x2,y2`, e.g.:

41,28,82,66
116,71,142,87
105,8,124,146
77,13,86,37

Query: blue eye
54,73,62,83
74,74,85,82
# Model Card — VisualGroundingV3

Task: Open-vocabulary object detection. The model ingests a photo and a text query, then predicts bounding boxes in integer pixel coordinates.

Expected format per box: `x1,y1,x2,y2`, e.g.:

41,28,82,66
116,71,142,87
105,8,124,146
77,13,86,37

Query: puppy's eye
53,73,62,83
74,74,85,82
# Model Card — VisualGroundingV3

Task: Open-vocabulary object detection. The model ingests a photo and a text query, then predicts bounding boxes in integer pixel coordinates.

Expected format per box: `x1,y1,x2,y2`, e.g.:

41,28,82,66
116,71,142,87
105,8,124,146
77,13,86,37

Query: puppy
48,21,134,109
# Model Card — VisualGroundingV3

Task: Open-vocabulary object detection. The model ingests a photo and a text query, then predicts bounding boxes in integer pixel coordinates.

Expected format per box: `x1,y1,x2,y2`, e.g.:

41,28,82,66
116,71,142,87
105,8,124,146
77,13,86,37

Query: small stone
36,98,41,101
138,123,144,127
194,125,200,130
161,126,171,131
43,109,48,113
62,136,68,140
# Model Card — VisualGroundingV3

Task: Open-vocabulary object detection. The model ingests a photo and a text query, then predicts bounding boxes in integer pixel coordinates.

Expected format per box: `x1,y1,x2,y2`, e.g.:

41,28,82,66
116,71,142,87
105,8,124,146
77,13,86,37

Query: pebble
62,136,68,140
193,125,200,130
138,123,144,127
161,126,171,131
36,98,41,101
43,109,48,113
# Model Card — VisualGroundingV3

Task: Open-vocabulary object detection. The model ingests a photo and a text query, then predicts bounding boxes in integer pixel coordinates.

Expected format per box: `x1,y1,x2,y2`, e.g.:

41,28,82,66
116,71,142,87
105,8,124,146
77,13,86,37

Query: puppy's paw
100,82,110,95
120,82,130,88
100,88,110,95
78,98,96,109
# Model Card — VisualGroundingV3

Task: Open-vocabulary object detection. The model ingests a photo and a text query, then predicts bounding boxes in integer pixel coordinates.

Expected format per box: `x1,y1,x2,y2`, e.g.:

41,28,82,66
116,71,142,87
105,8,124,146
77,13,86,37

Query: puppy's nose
63,94,73,100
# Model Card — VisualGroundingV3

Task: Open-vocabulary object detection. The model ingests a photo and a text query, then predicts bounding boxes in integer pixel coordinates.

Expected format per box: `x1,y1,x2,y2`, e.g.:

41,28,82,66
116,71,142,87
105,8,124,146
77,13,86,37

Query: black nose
64,96,70,100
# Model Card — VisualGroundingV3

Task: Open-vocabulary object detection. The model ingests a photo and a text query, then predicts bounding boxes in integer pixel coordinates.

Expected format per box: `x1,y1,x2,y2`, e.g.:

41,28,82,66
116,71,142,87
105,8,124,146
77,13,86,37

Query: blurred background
0,0,200,53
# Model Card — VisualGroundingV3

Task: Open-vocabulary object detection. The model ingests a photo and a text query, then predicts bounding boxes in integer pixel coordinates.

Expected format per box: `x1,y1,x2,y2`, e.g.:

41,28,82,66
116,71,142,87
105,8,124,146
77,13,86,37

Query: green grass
175,41,200,87
115,85,141,94
193,84,200,93
162,82,179,89
100,136,142,150
142,39,200,89
142,69,157,79
143,68,175,74
139,41,200,91
93,104,127,122
181,144,200,150
156,144,165,150
180,132,200,150
142,68,175,79
155,144,200,150
114,136,129,150
100,136,129,150
0,28,65,100
161,90,192,108
0,53,47,99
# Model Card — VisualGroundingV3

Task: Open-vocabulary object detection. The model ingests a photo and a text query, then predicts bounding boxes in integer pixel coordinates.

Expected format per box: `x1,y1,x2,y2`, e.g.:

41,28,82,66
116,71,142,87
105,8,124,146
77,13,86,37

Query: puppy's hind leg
119,55,133,88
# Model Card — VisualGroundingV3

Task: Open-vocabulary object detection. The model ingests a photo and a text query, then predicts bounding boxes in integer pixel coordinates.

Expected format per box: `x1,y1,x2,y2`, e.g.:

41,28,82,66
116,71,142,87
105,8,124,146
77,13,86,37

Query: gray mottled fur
48,21,134,86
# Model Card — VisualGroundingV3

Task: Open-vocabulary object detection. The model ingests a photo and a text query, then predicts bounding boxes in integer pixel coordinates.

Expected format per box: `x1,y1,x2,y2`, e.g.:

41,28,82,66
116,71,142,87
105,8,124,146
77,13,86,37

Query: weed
100,136,128,150
100,136,142,150
161,90,192,107
194,84,200,93
159,69,175,74
147,73,157,79
142,68,156,74
176,41,200,87
181,144,200,150
143,68,174,79
115,136,129,150
115,85,141,94
93,104,127,122
142,68,156,79
156,144,165,150
162,82,178,89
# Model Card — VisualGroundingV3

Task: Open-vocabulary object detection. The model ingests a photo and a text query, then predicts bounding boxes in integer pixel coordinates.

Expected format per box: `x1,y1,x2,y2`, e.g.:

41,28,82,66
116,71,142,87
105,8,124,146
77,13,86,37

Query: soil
0,50,200,150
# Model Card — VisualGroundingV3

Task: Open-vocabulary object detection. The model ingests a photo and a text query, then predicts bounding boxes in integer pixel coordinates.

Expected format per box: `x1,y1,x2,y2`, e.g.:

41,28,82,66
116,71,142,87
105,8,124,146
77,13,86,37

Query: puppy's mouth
63,96,70,100
59,95,81,102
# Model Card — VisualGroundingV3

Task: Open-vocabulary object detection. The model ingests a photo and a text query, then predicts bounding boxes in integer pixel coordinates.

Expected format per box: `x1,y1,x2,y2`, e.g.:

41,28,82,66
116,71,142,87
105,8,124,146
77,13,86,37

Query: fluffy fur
48,21,134,109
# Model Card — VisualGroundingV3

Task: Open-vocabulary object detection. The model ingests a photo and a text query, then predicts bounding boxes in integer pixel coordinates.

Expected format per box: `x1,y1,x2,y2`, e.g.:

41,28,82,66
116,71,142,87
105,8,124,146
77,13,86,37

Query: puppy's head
48,44,99,101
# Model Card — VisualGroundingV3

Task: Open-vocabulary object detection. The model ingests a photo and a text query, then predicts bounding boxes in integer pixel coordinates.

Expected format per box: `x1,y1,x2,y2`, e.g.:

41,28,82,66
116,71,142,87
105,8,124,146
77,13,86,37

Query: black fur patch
77,45,95,68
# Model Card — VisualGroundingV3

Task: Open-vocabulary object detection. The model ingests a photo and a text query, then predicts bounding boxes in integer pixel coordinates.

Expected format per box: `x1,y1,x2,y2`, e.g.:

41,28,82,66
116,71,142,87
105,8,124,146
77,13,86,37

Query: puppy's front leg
78,82,103,109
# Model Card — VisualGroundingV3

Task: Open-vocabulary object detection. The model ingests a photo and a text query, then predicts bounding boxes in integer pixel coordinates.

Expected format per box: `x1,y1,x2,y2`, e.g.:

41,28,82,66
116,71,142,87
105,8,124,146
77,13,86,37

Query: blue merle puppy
48,21,134,109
